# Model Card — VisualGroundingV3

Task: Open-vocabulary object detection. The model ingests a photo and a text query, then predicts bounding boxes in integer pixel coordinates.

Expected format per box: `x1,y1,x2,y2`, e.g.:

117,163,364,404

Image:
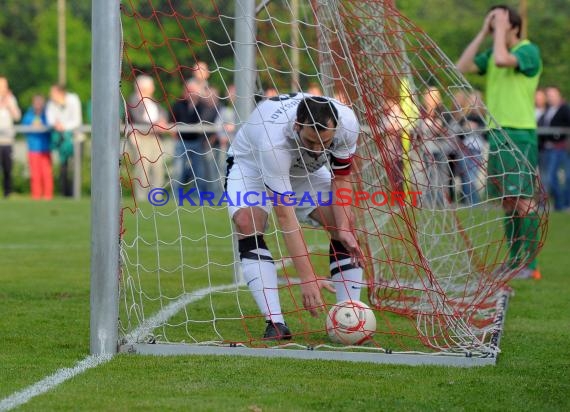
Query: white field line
0,354,112,412
123,283,241,344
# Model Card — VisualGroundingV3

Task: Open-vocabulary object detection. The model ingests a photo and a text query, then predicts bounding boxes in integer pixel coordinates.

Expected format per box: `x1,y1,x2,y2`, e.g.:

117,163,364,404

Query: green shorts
486,128,538,199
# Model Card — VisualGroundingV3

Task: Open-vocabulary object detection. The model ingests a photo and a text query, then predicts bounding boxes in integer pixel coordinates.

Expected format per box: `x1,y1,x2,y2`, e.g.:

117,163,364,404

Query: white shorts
226,158,332,223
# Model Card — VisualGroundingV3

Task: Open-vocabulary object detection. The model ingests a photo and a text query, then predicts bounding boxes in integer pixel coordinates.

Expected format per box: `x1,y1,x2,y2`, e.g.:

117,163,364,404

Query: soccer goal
91,0,548,366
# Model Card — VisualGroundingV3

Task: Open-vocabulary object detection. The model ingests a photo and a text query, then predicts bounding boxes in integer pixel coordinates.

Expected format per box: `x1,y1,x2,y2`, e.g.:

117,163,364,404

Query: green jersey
475,40,542,131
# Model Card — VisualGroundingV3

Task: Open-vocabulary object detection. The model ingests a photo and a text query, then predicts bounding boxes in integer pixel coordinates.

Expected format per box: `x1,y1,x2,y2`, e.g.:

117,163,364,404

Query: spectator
379,97,405,190
215,84,238,183
22,95,53,200
535,88,547,120
46,84,82,197
218,84,238,145
457,4,543,279
171,79,218,197
452,90,486,205
191,61,211,97
191,61,221,193
415,86,457,207
307,82,323,96
203,87,223,194
539,86,570,211
0,76,22,198
126,74,168,201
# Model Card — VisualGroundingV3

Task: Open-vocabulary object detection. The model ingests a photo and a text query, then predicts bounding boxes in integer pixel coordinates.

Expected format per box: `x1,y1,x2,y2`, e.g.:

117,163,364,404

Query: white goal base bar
119,343,498,367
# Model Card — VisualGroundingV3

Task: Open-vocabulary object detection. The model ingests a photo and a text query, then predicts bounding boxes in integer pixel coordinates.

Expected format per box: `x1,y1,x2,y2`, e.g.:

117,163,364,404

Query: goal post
234,0,257,123
100,0,548,366
90,0,121,356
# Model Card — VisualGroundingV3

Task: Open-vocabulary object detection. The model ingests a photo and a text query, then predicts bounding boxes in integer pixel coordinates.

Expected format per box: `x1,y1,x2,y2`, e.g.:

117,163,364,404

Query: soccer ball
325,300,376,345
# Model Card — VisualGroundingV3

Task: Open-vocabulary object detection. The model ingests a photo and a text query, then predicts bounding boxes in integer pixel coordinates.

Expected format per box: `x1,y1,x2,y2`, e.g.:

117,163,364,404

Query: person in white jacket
46,84,83,197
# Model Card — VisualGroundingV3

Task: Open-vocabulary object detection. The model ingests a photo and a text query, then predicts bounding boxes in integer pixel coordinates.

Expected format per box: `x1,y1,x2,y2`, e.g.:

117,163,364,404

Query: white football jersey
228,93,360,195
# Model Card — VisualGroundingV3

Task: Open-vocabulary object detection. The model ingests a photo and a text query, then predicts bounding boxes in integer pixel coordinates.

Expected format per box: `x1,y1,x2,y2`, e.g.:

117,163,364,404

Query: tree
0,0,91,110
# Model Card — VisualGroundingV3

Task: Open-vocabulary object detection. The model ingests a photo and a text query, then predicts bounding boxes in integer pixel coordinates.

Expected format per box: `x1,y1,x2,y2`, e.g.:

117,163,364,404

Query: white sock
242,248,285,324
330,257,363,302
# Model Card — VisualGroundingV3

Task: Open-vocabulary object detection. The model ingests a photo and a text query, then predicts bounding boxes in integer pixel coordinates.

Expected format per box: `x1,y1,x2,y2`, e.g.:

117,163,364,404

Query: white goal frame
90,0,508,367
90,0,121,356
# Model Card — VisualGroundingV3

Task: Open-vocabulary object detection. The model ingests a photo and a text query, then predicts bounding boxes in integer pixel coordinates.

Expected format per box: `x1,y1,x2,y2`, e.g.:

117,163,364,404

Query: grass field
1,198,569,411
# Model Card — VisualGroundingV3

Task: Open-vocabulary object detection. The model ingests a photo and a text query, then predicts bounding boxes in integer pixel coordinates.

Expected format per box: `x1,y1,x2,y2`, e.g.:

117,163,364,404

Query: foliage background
1,0,569,113
0,1,91,109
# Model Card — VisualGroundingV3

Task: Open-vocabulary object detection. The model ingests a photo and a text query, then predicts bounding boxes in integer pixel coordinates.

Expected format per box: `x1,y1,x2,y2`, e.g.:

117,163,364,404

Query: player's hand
300,281,327,318
335,231,366,268
481,10,496,36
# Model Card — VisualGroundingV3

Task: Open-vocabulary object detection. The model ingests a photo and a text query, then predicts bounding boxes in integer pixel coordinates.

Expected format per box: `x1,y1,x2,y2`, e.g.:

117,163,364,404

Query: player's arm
330,155,365,268
261,144,333,316
273,199,333,317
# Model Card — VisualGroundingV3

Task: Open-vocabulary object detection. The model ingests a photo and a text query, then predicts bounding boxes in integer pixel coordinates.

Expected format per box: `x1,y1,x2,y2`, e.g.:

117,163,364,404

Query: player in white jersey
226,93,365,340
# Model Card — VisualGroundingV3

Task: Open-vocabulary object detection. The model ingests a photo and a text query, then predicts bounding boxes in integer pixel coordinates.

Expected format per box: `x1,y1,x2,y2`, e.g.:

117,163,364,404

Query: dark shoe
263,321,292,341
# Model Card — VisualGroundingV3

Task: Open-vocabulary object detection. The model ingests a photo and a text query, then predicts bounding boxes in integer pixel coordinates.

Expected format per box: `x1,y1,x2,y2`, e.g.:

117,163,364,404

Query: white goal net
116,0,547,364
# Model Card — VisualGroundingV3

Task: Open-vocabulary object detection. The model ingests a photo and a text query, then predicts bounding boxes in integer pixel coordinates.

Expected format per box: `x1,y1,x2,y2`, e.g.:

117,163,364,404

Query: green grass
1,199,569,411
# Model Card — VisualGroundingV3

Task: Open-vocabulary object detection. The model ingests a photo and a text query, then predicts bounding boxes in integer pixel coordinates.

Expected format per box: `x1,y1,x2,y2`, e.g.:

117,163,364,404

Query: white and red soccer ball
326,300,377,345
